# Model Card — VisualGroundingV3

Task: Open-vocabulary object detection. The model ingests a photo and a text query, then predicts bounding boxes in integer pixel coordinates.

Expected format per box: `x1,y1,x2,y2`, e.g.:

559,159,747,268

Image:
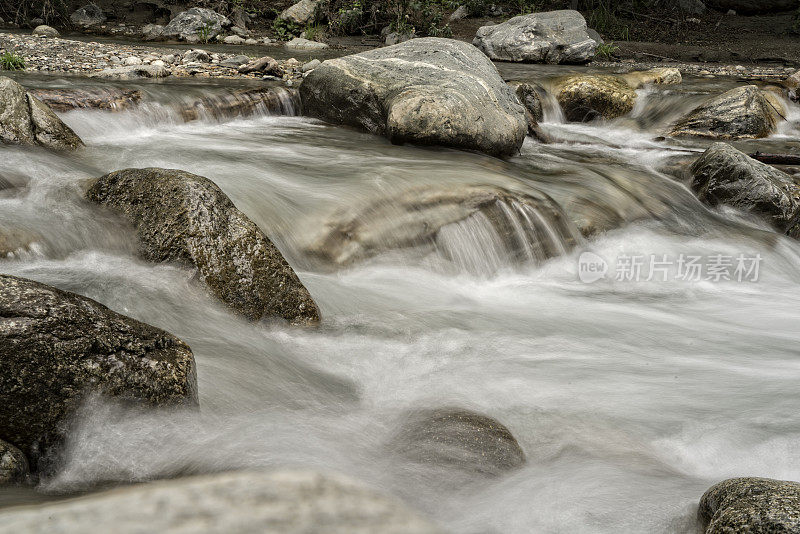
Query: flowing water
2,66,800,533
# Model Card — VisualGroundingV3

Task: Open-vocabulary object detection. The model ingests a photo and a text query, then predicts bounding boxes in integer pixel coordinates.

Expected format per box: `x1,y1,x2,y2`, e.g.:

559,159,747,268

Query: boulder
0,439,29,485
304,184,577,268
699,477,800,533
86,168,319,324
141,23,164,41
69,4,106,28
285,37,329,50
0,469,444,533
182,49,210,63
784,69,800,102
670,85,784,139
162,8,230,42
30,88,142,112
223,34,245,45
302,59,321,72
556,75,637,122
0,77,83,150
473,10,597,64
92,65,170,79
392,408,526,476
0,274,198,462
690,143,800,237
299,38,527,157
279,0,323,25
704,0,797,14
32,25,58,37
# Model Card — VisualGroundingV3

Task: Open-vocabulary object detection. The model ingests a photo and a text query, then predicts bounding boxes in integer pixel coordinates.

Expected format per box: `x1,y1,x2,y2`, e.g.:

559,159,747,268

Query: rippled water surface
2,67,800,533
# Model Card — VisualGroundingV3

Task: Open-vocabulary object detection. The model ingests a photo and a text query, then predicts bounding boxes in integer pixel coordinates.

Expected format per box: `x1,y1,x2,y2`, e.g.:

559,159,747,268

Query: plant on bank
196,21,215,44
594,41,619,60
0,51,25,71
272,18,302,40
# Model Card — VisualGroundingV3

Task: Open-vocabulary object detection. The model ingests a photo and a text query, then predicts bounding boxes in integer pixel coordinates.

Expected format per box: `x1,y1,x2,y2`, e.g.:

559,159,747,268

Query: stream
2,65,800,533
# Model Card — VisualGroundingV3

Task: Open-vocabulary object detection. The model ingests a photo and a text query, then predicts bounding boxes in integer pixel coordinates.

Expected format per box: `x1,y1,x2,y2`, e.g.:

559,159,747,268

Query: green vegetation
272,18,302,40
325,0,457,37
196,21,215,44
304,22,323,41
0,51,25,71
594,41,619,60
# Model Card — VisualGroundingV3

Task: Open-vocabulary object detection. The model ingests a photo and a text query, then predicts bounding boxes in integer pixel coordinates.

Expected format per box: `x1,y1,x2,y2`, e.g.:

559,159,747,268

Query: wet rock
699,477,800,533
162,8,230,42
510,81,545,136
70,4,106,28
305,184,577,268
238,56,279,75
784,70,800,102
557,75,637,122
0,469,444,533
32,25,59,37
29,88,142,112
0,439,29,485
392,408,526,476
0,226,43,258
473,10,597,64
279,0,323,25
285,37,329,50
690,143,800,236
86,168,319,324
670,85,784,139
0,274,198,462
703,0,797,14
0,77,83,150
177,87,298,121
300,38,527,157
93,64,170,79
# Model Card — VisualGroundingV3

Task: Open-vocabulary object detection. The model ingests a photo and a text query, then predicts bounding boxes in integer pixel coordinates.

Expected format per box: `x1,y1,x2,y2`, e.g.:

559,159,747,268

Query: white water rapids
2,69,800,533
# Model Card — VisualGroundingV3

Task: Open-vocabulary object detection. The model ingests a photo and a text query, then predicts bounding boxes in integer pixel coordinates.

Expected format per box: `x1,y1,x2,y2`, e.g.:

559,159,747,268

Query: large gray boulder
670,85,784,139
473,10,597,64
279,0,323,25
86,168,320,324
699,477,800,533
0,274,198,463
70,4,106,28
392,408,526,477
704,0,797,14
0,439,28,485
299,38,527,157
0,469,444,533
0,77,83,150
690,143,800,237
162,8,230,42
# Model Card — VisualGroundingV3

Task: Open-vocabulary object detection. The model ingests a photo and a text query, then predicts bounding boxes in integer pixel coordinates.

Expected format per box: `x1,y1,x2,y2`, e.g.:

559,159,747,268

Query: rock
230,25,250,37
510,81,544,134
141,23,164,41
70,4,106,28
0,77,83,150
299,38,527,157
285,37,329,50
220,54,251,68
392,408,526,476
678,0,707,14
0,226,42,258
178,88,299,121
473,10,597,64
690,143,800,237
31,25,58,37
699,477,800,533
670,85,784,139
447,5,468,23
245,38,258,45
86,168,319,324
183,49,210,63
783,70,800,102
28,88,142,112
223,35,245,45
93,65,170,79
162,8,230,42
0,439,28,485
0,274,198,462
385,32,414,46
620,67,682,88
556,75,637,121
587,28,604,45
0,469,444,533
302,58,321,72
30,18,44,26
123,56,142,66
238,56,279,74
704,0,797,14
305,184,577,268
279,0,323,25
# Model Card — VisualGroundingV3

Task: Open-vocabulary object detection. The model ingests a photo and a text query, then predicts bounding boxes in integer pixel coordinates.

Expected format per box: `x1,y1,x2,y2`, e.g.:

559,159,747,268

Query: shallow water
2,67,800,533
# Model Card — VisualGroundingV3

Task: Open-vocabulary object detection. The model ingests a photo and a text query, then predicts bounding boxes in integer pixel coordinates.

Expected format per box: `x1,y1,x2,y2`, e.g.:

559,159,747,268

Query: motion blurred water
2,68,800,533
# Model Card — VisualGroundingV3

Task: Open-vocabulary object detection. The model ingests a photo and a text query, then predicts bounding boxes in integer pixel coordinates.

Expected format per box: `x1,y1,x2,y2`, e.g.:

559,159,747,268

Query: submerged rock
690,143,800,237
699,477,800,533
392,408,526,476
670,85,784,139
300,38,527,157
86,168,319,324
0,274,198,462
0,225,43,258
178,87,298,122
70,4,106,28
29,88,142,112
0,469,444,533
473,10,597,64
162,8,230,42
0,77,83,150
0,439,29,485
305,184,578,269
